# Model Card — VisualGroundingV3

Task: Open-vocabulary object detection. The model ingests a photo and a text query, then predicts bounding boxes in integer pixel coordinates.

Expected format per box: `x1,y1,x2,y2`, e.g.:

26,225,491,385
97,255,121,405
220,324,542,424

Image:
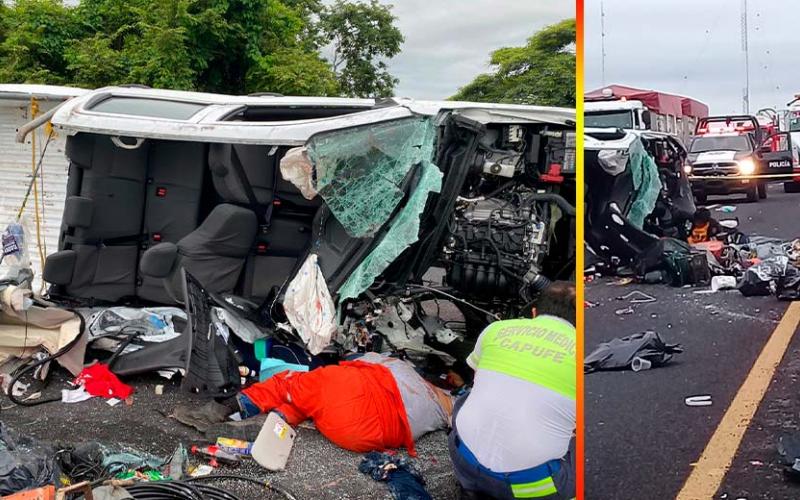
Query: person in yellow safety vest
448,281,576,500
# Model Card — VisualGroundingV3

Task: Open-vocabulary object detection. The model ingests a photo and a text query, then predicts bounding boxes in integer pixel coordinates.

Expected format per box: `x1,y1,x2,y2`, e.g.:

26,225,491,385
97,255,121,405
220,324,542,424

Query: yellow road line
676,301,800,500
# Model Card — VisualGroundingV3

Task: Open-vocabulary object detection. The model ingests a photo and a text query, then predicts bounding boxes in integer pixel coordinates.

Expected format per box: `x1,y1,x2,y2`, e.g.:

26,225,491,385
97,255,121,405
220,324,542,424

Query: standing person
449,281,576,500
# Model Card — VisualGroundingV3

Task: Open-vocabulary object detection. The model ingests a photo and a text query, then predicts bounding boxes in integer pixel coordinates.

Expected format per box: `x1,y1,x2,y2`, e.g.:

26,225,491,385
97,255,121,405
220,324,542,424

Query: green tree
319,0,403,97
0,0,79,84
0,0,404,97
452,19,575,106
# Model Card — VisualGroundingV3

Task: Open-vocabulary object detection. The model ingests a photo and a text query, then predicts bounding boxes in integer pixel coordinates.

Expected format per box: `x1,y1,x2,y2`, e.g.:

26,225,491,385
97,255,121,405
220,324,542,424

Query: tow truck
686,115,798,203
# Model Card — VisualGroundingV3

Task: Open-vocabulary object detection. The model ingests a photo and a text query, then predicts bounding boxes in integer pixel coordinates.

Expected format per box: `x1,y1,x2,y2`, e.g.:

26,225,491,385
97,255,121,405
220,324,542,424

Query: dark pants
447,394,575,500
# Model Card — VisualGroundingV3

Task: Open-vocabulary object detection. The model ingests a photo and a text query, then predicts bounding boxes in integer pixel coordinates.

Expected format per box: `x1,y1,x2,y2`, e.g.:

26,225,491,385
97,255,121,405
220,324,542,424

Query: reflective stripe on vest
477,316,576,400
511,476,558,498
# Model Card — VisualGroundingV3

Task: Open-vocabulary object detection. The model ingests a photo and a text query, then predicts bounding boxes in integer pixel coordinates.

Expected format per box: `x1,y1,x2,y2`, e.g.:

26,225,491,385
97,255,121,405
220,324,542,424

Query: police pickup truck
685,115,797,203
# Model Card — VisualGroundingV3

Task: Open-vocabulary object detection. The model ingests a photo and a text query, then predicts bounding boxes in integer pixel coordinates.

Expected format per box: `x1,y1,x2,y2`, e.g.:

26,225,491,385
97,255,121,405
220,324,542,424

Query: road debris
684,395,712,407
617,290,657,303
359,451,432,500
584,331,684,373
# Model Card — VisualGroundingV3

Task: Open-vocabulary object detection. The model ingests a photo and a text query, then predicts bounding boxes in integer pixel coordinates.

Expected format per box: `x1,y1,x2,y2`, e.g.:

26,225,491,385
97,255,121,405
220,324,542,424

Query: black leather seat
140,204,258,302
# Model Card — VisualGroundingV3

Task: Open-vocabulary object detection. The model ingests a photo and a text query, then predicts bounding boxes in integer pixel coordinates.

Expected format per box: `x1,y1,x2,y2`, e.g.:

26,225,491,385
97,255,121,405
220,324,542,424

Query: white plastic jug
251,412,296,471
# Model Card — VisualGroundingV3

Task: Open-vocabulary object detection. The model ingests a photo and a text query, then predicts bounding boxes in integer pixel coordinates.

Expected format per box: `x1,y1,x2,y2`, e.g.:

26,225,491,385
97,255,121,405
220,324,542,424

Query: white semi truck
584,85,709,146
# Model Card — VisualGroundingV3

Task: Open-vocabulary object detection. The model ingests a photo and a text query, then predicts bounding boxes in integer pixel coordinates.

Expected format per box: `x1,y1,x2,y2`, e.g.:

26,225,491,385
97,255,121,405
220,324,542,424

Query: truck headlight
738,158,756,175
683,164,692,174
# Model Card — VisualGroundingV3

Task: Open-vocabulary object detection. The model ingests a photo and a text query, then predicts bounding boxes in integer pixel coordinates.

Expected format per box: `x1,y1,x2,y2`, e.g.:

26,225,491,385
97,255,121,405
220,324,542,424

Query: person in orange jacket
180,352,455,455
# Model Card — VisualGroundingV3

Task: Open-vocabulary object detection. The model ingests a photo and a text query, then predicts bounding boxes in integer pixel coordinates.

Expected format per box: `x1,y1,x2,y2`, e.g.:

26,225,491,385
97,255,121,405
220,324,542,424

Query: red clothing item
242,361,416,456
74,363,134,400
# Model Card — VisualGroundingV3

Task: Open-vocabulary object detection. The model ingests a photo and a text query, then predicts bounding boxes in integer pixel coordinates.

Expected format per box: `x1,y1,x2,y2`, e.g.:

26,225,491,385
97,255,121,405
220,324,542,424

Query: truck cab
584,100,650,130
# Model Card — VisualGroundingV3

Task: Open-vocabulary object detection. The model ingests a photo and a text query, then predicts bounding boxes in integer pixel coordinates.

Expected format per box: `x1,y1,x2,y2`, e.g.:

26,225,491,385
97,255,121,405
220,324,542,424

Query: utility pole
601,0,607,86
741,0,750,113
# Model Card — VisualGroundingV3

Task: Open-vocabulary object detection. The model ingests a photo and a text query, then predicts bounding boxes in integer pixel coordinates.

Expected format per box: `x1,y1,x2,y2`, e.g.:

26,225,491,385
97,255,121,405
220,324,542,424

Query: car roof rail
248,92,285,97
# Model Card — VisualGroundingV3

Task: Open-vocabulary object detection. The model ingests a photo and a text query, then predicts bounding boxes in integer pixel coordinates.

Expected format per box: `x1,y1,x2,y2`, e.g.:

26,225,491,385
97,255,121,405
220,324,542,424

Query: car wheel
746,185,759,202
695,192,707,204
758,183,767,199
785,182,800,193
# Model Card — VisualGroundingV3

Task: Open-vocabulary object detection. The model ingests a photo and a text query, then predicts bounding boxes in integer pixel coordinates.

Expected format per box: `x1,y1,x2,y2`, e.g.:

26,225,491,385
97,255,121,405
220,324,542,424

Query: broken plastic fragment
307,116,436,238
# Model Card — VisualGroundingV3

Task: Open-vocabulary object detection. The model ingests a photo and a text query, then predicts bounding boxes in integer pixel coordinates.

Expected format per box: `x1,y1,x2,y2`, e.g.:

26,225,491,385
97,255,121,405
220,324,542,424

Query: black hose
185,474,301,500
7,308,86,407
523,192,576,217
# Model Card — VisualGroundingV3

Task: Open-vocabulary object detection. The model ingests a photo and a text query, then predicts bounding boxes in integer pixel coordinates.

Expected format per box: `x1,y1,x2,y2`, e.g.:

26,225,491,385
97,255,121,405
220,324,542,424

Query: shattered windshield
690,135,750,153
307,116,436,238
585,110,634,129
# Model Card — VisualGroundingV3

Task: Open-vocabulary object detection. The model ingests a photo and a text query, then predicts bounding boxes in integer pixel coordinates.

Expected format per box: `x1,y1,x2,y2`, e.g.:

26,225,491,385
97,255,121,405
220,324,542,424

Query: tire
785,182,800,193
746,185,759,202
695,192,707,204
758,183,767,199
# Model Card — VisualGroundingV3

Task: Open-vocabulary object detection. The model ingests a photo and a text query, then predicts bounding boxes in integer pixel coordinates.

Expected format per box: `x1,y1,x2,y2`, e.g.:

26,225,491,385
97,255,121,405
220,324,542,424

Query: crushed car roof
48,86,574,145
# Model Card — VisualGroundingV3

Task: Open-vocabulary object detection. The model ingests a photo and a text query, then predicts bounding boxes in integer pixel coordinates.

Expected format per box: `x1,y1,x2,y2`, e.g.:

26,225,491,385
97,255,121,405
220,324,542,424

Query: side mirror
642,110,652,128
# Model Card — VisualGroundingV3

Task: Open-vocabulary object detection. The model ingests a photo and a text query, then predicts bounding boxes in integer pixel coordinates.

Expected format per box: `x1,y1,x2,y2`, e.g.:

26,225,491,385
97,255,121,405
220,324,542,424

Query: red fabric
242,361,416,456
585,84,708,118
74,363,134,399
681,97,709,119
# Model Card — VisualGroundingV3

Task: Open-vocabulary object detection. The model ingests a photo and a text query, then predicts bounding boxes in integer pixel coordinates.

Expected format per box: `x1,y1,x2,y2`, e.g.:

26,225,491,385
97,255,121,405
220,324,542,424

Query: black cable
185,474,301,500
6,307,86,407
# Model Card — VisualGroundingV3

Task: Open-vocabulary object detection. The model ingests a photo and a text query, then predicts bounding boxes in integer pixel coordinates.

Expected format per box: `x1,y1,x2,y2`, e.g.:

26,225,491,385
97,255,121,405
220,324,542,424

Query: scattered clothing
172,400,233,433
779,433,800,481
0,422,59,496
74,363,134,399
61,386,93,403
359,451,431,500
584,331,683,373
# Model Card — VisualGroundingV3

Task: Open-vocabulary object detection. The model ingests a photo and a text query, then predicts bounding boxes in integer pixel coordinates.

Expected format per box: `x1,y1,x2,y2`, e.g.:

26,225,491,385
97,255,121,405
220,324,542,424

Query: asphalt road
0,369,458,500
585,182,800,499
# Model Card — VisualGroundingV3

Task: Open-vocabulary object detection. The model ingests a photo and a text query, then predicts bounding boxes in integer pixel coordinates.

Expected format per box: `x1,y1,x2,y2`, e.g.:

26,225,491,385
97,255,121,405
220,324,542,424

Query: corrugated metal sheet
0,100,69,294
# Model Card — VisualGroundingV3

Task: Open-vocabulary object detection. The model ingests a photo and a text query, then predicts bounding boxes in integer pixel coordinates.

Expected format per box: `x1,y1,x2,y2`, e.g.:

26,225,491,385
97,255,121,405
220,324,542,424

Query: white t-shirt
455,316,575,472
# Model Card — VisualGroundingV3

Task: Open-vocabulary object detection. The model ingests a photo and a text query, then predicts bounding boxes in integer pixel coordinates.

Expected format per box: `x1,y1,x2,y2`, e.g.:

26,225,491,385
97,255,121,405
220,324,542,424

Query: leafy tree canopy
0,0,403,97
452,19,575,107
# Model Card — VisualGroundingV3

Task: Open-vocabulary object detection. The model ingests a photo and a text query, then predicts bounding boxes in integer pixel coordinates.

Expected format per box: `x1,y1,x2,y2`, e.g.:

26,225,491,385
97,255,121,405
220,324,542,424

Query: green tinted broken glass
307,116,436,238
627,138,662,229
337,159,443,301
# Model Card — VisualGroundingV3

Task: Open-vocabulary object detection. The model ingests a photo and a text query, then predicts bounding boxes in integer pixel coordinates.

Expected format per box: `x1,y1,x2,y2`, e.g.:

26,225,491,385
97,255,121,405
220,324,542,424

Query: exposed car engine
328,123,576,368
444,125,575,308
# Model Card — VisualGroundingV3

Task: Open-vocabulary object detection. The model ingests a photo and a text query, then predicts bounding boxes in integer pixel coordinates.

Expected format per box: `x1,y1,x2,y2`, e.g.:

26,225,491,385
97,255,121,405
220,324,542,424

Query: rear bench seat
44,134,148,301
44,134,207,303
45,134,320,305
139,143,320,303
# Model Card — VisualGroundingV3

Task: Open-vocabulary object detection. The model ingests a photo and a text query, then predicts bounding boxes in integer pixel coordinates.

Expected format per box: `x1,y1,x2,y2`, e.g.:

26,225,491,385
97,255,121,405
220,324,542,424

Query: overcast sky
383,0,573,99
585,0,800,114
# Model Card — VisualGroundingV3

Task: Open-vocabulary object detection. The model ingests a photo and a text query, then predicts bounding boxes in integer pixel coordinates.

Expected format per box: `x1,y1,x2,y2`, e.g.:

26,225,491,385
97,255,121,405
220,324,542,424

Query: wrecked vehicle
21,87,575,386
584,127,710,283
